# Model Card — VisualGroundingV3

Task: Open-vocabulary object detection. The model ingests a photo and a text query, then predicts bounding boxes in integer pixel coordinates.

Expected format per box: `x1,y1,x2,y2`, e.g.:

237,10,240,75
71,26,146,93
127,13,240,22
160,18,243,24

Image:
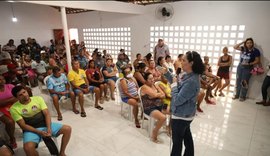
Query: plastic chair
116,78,133,121
138,87,156,138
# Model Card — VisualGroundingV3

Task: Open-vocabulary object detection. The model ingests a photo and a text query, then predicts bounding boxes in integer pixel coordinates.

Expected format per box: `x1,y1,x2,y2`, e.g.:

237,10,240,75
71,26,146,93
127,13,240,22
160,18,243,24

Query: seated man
31,56,47,84
47,66,76,121
10,86,71,156
68,60,102,117
102,58,118,100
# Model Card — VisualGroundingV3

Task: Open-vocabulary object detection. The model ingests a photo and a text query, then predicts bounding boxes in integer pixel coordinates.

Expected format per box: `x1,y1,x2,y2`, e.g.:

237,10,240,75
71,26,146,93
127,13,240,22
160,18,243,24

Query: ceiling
49,0,180,14
117,0,181,5
50,6,93,14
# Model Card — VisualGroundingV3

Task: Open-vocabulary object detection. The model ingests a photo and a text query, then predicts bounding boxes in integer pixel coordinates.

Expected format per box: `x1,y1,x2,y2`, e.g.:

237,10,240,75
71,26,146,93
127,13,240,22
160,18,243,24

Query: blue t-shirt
102,66,114,79
76,55,88,70
47,73,68,92
240,46,260,64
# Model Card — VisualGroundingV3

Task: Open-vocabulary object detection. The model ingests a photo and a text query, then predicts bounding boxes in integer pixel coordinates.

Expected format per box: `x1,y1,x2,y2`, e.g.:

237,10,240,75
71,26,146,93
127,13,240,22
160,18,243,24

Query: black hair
178,54,184,58
136,53,141,58
88,59,95,68
52,66,61,73
72,59,79,65
121,65,133,77
244,37,254,49
157,57,164,66
145,53,152,61
143,72,152,81
11,85,25,97
186,51,205,75
165,55,171,60
137,62,146,70
106,58,113,62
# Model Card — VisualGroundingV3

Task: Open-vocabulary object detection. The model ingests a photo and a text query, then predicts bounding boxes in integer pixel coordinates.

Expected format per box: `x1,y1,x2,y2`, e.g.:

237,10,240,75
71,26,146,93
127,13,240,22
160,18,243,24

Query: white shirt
154,44,170,63
0,51,11,61
31,61,47,74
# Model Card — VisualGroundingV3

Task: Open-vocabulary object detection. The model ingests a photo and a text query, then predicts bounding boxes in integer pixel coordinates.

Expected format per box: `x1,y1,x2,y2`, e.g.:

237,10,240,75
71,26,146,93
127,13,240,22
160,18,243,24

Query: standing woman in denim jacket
170,51,205,156
233,38,261,101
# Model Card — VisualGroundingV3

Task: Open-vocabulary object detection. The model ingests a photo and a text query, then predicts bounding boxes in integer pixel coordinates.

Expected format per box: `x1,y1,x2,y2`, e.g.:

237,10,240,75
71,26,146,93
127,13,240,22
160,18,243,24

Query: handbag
250,63,264,75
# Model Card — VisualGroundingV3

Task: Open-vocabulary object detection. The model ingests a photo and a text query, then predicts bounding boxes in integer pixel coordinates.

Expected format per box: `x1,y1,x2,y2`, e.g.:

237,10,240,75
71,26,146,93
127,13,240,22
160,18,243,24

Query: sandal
95,105,104,110
135,121,141,128
151,138,161,144
57,116,63,121
80,112,87,117
72,109,79,114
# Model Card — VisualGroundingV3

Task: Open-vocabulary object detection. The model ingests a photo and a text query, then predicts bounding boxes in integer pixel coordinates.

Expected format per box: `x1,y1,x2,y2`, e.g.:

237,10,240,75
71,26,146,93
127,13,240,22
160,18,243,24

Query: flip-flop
57,116,63,121
95,105,104,110
135,121,141,128
73,109,79,114
81,112,87,117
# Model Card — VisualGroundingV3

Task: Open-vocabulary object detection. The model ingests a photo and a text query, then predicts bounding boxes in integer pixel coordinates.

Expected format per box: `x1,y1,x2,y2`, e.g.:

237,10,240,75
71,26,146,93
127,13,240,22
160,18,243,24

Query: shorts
50,93,71,99
217,71,230,79
162,104,168,110
104,77,118,83
144,105,163,116
23,122,63,144
121,97,129,103
73,86,95,95
91,82,105,87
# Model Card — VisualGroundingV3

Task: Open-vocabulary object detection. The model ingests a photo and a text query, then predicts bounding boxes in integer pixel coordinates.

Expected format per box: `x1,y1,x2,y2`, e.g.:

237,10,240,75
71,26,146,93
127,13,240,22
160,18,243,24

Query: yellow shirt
10,96,47,122
159,82,171,106
67,69,86,87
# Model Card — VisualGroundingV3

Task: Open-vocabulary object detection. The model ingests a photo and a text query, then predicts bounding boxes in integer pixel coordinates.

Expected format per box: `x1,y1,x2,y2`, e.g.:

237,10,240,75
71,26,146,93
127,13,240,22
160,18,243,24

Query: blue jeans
171,119,194,156
235,65,252,98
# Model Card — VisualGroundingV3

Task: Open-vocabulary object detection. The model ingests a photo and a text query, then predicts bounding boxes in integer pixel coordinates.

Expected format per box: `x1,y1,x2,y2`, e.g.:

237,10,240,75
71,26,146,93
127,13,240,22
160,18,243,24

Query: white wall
67,1,270,99
1,1,270,98
0,2,62,46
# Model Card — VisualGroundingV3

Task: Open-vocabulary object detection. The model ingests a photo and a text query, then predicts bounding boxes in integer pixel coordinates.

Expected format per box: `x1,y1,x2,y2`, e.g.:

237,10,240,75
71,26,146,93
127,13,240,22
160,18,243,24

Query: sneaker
256,100,266,105
239,98,246,102
263,101,270,106
232,96,239,100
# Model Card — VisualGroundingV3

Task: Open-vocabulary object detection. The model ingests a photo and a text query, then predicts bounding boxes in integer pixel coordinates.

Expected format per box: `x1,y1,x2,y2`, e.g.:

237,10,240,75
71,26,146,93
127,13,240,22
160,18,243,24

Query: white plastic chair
138,87,156,138
116,78,133,121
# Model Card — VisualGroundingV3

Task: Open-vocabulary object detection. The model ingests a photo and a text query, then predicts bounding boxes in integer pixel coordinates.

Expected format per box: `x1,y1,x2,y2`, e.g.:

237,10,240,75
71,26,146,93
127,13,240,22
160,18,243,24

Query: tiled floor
11,87,270,156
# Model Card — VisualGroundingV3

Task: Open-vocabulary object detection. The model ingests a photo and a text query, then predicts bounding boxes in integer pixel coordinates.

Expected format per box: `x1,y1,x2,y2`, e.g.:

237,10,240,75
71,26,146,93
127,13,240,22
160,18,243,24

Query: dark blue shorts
121,97,129,103
144,105,163,116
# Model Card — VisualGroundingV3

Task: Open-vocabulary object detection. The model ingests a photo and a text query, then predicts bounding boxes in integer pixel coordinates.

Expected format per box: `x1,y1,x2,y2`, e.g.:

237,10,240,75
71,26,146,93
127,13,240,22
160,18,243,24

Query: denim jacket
171,72,200,118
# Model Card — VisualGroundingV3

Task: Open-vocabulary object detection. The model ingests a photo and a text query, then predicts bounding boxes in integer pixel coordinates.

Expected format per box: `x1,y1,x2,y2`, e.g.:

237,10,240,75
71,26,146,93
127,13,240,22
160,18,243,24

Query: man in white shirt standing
153,39,170,64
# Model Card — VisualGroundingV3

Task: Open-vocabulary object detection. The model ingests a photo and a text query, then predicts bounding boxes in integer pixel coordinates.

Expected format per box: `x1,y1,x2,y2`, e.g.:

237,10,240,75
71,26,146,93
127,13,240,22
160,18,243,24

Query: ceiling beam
20,1,147,14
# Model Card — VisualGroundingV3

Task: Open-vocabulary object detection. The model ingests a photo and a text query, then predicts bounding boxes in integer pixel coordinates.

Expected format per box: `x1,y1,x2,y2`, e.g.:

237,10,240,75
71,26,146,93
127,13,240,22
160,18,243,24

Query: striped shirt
120,78,138,98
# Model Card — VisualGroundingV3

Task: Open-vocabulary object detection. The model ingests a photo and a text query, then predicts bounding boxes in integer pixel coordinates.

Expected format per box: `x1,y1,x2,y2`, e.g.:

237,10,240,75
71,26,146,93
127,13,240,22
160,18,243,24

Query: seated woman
0,75,17,149
146,60,161,81
156,57,173,84
119,66,140,128
21,55,37,87
134,62,147,87
143,53,153,68
86,60,109,103
102,58,118,100
140,73,166,143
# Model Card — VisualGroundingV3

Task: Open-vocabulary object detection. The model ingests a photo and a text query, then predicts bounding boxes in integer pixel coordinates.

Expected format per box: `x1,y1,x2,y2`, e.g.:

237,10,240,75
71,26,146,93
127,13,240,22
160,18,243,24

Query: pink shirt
0,84,15,101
